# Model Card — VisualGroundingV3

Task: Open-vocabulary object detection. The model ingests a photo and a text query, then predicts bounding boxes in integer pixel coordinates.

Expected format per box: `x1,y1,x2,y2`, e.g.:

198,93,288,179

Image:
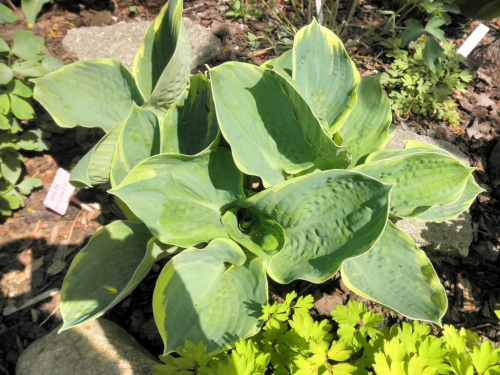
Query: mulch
0,0,499,373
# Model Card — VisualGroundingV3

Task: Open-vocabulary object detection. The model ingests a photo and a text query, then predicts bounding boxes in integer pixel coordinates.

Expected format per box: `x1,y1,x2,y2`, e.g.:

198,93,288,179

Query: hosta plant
33,0,482,360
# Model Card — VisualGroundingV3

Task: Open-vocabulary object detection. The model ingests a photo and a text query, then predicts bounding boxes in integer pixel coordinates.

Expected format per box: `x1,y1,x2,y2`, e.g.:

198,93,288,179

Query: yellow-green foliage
155,293,500,375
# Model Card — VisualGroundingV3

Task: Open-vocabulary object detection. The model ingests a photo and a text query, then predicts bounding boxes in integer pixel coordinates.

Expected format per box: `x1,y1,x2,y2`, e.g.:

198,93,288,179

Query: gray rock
62,18,221,71
16,319,159,375
386,129,473,258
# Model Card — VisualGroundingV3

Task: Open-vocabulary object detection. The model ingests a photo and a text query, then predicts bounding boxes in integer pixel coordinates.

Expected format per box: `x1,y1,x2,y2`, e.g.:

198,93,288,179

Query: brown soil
0,0,499,373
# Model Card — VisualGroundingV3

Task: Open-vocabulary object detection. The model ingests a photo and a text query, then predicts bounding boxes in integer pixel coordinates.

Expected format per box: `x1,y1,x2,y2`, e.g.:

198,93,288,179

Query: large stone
385,129,474,258
16,319,159,375
62,18,221,70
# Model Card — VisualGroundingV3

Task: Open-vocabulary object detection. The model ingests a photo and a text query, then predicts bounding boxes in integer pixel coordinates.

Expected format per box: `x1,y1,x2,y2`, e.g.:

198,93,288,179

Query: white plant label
458,23,490,57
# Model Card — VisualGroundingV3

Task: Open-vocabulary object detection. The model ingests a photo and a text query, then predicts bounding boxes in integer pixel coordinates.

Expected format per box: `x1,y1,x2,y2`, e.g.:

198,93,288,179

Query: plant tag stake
43,168,75,215
457,23,490,57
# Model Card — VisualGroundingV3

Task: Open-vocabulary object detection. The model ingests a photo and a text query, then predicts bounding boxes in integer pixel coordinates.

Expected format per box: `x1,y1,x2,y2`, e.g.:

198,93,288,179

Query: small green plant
33,0,481,361
156,293,500,374
0,30,62,216
380,36,472,129
0,0,51,27
226,0,263,22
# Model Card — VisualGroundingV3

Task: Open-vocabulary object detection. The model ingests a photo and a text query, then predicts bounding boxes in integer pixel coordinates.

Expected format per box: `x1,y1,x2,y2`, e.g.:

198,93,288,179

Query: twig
39,305,61,327
2,289,60,316
3,0,16,11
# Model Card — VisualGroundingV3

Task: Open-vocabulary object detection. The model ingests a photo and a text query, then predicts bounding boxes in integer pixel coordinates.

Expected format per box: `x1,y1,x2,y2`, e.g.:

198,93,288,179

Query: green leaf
16,177,42,195
0,63,13,85
424,17,446,43
60,221,154,330
402,19,425,46
423,38,445,72
354,151,474,218
70,121,123,188
0,94,10,115
292,19,359,133
9,95,34,120
110,105,159,188
17,129,51,151
33,59,143,132
210,62,348,188
21,0,51,26
160,74,219,155
338,76,394,167
133,0,191,113
9,80,33,98
456,0,500,20
0,3,18,23
110,148,245,247
153,238,267,354
0,114,10,130
261,49,292,76
1,151,22,184
11,60,46,77
341,222,447,324
0,189,24,213
41,54,64,73
247,169,391,283
12,30,45,60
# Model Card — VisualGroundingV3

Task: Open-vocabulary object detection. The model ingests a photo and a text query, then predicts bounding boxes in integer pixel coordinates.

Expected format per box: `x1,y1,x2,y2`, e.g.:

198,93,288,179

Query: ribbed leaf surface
110,148,245,247
248,170,391,283
33,59,142,132
342,222,447,325
153,239,267,354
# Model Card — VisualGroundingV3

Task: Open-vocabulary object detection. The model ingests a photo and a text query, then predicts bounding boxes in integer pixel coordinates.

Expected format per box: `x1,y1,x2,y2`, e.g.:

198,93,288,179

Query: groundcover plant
33,0,482,358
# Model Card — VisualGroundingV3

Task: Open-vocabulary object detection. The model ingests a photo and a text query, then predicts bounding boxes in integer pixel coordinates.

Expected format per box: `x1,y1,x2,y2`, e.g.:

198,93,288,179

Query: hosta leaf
60,221,154,331
354,151,474,218
153,238,267,354
110,148,245,247
160,74,219,155
9,95,34,120
415,175,482,222
292,19,359,133
338,76,393,167
110,105,159,188
133,0,191,113
262,49,292,76
210,62,348,188
12,30,45,60
70,121,123,188
342,222,447,324
247,170,391,283
33,59,143,132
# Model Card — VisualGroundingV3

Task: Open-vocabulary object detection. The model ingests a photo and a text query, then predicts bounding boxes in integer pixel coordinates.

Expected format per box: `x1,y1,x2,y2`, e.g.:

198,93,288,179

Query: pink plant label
43,168,75,215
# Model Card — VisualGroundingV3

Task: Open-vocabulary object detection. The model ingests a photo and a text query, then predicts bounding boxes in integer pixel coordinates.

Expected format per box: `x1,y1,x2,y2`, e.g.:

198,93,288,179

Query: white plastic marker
44,168,97,215
457,23,490,57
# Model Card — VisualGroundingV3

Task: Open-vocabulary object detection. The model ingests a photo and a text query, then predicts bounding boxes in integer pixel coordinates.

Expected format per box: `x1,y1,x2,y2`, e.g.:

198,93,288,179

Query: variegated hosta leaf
341,222,447,325
354,151,474,218
133,0,191,114
110,105,160,188
60,221,154,331
70,121,123,188
293,19,360,133
339,76,394,167
374,141,484,222
261,49,292,76
33,59,143,132
210,62,348,188
160,74,219,155
110,148,245,247
246,170,392,283
153,238,267,354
